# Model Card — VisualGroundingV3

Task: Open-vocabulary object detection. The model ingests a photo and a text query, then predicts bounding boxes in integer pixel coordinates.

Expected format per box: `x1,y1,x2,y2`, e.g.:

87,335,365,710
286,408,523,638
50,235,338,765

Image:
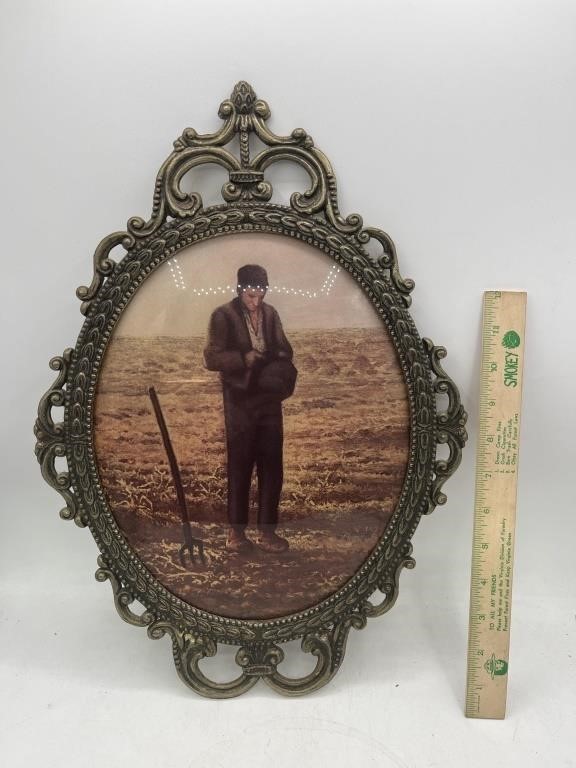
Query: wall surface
1,1,574,766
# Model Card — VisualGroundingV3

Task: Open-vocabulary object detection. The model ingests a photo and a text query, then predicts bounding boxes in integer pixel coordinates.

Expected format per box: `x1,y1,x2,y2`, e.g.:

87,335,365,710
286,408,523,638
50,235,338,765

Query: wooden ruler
465,291,527,719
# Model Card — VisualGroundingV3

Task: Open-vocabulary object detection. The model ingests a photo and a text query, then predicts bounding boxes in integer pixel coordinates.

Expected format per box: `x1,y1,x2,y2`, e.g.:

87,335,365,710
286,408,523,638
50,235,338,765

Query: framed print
35,82,468,697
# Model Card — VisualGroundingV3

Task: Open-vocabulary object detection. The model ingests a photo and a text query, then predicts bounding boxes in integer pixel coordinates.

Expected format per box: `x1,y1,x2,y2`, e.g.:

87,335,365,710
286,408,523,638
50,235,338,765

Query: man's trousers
222,389,284,529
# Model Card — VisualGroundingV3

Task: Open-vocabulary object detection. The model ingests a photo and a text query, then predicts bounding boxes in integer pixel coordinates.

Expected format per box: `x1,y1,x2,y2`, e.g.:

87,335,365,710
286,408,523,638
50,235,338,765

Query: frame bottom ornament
95,550,415,698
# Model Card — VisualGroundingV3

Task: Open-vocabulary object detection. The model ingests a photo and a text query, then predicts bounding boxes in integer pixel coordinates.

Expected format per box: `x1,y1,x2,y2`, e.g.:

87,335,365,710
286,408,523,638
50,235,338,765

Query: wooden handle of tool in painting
148,386,189,525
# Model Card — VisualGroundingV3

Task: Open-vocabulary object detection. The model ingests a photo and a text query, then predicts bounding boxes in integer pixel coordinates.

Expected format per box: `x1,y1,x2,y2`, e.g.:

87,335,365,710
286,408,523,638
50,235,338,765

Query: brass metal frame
34,82,468,698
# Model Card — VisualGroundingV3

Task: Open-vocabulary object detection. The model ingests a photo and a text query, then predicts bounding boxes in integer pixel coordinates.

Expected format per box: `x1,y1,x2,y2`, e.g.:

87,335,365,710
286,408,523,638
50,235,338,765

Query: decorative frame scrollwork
35,82,467,697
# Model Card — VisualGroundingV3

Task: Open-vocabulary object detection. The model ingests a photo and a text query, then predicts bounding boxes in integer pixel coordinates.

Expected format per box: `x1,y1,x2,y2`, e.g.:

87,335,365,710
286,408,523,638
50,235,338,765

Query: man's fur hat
237,264,269,289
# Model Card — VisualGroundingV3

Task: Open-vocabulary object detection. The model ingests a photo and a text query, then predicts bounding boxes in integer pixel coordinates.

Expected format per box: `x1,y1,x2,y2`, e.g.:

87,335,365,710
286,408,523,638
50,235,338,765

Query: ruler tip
483,290,527,298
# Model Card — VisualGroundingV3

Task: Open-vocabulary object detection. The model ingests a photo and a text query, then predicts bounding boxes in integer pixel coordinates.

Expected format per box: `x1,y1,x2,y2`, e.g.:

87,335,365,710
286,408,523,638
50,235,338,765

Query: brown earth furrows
94,328,410,619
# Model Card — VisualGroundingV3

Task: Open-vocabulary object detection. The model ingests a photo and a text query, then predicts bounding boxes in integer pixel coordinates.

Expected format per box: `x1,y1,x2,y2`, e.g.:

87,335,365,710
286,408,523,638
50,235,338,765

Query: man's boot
225,526,253,553
254,525,289,553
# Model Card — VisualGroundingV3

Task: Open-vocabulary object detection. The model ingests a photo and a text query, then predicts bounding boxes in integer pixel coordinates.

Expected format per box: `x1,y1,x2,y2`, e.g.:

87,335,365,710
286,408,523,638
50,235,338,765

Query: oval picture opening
94,233,410,619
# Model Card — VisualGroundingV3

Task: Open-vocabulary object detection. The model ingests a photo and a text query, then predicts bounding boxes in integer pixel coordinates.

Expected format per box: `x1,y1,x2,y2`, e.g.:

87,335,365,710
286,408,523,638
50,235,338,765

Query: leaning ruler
465,291,527,719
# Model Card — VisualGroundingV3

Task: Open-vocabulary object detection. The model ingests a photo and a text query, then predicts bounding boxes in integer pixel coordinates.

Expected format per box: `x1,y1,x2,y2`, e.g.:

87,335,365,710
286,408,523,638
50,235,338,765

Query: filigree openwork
35,82,468,697
423,339,469,513
34,349,85,527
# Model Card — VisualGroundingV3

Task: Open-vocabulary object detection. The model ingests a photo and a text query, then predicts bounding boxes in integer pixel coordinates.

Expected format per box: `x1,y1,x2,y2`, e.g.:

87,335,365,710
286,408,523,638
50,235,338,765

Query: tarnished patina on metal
35,82,468,698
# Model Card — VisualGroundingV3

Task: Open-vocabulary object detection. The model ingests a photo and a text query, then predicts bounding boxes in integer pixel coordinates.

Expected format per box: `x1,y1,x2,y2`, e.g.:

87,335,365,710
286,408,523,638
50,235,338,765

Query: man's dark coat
203,297,293,391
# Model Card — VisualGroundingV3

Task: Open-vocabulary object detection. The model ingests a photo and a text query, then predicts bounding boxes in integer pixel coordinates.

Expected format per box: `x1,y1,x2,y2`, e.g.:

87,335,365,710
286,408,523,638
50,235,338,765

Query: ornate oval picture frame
35,82,468,698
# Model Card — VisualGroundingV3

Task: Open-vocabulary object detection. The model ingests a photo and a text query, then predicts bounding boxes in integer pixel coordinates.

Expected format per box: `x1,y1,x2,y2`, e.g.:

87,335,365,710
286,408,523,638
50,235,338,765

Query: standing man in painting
204,265,297,554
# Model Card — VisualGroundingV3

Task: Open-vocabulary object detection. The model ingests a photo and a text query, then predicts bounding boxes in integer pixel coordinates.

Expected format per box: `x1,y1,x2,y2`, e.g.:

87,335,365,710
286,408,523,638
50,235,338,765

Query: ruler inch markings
465,290,527,720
